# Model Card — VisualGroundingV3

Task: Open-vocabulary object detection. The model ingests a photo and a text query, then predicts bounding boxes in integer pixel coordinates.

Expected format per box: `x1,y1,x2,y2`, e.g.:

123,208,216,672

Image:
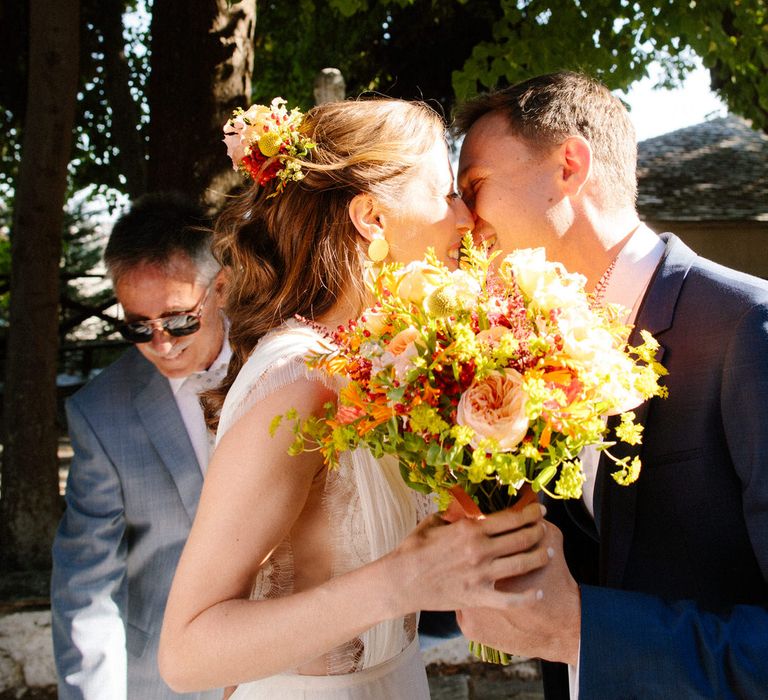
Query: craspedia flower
426,287,457,317
258,131,282,157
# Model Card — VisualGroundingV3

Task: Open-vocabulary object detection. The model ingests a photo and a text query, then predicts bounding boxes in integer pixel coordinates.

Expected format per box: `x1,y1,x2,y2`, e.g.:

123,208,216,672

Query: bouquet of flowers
275,239,667,661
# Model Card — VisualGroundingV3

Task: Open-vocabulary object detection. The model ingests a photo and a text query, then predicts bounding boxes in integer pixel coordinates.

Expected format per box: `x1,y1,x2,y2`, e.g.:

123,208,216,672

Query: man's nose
148,326,174,352
454,198,475,235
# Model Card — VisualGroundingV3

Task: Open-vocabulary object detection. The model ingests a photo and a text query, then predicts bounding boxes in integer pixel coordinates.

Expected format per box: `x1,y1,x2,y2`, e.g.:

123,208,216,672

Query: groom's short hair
453,71,638,208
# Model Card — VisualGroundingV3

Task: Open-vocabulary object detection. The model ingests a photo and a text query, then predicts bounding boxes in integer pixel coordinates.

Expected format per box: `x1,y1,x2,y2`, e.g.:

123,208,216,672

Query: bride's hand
384,501,551,615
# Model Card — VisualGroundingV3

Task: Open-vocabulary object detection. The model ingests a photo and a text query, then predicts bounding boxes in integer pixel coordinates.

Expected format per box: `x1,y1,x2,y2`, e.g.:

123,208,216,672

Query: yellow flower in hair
258,131,282,157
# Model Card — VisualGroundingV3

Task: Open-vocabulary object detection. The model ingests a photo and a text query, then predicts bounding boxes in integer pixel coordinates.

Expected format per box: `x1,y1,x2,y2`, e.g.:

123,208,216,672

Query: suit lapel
596,233,696,587
132,355,204,523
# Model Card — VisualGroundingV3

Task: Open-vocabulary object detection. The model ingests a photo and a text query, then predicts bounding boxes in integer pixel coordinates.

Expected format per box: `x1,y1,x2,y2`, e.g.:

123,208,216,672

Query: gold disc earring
367,237,389,262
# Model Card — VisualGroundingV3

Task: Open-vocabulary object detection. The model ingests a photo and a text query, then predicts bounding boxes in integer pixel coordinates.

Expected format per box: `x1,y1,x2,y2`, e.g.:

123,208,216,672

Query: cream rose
395,262,445,305
359,310,388,335
240,104,273,139
502,247,586,311
557,305,615,363
449,269,482,305
456,369,529,450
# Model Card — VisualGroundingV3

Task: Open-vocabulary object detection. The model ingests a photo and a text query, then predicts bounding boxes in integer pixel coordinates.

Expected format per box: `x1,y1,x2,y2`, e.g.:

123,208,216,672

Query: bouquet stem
468,640,512,665
450,483,537,665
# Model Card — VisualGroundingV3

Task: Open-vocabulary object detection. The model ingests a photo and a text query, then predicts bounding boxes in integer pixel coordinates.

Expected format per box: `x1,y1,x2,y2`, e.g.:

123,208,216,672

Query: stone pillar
314,68,346,105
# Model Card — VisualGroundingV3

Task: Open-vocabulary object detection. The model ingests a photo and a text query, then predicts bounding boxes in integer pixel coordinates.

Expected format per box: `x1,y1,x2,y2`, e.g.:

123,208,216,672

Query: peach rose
476,325,509,347
375,327,420,380
387,327,420,355
456,369,529,450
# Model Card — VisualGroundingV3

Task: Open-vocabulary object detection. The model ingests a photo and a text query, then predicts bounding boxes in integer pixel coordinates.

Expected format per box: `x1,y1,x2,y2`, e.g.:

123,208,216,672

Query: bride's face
381,140,473,266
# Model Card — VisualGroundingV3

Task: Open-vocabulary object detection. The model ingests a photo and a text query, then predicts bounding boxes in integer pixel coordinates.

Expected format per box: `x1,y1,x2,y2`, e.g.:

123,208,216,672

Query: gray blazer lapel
596,233,696,587
133,362,204,523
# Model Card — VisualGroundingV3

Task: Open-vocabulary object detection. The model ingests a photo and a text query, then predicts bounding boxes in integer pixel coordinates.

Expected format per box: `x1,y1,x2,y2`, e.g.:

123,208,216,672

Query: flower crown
223,97,315,195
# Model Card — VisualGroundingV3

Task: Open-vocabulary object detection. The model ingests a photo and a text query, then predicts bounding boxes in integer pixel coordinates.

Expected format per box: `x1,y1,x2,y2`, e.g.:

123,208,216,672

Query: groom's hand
456,520,581,666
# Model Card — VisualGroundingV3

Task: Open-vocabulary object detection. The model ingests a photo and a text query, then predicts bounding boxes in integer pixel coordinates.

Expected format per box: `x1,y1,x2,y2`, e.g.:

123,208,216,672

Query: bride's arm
159,378,549,692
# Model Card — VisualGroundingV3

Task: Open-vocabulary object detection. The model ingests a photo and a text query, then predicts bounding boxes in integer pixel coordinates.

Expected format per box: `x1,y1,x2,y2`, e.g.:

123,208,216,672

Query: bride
159,97,550,699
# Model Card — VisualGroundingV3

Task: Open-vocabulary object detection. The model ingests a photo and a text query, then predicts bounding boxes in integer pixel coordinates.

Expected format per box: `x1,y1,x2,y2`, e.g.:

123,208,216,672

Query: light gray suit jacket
51,348,221,700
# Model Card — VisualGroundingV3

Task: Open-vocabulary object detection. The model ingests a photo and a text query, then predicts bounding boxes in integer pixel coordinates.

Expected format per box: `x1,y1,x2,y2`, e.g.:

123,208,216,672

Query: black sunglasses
117,284,212,344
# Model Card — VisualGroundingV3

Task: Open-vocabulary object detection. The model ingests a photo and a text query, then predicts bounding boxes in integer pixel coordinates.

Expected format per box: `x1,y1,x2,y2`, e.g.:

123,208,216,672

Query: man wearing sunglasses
51,192,228,700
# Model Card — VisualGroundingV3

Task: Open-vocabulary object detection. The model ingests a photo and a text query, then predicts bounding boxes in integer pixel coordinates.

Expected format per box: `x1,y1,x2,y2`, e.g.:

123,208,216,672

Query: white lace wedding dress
219,319,433,699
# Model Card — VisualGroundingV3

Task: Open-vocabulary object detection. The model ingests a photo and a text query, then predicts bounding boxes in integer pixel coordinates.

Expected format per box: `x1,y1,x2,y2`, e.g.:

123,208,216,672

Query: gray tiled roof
637,115,768,222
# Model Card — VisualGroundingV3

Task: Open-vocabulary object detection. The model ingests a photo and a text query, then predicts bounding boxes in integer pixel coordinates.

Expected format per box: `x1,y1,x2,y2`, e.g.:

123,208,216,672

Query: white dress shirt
168,334,231,474
569,224,665,699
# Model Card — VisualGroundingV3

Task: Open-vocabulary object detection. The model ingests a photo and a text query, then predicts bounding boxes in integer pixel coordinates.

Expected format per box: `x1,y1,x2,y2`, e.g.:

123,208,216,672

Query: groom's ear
559,136,592,197
348,194,385,243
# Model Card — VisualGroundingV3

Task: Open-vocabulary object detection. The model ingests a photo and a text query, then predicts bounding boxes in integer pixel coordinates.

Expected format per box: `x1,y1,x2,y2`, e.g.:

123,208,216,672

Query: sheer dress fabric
217,320,432,699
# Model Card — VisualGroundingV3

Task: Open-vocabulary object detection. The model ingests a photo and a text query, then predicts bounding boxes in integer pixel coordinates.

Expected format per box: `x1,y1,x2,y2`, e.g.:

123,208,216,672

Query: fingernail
539,504,547,517
547,547,555,559
536,589,544,601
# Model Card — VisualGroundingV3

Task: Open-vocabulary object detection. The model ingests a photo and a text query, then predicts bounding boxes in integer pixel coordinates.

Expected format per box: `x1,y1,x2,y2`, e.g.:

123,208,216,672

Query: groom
454,72,768,698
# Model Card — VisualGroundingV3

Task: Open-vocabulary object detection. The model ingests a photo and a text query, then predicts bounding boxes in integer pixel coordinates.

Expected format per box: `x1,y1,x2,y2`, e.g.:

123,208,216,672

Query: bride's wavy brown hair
204,98,445,429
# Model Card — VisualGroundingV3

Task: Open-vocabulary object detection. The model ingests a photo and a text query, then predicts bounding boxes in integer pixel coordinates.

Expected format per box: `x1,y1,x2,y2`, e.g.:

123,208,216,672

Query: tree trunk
147,0,256,210
0,0,80,572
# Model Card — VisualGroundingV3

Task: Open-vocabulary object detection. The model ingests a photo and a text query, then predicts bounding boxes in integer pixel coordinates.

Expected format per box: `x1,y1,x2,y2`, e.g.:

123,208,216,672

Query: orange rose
456,369,529,450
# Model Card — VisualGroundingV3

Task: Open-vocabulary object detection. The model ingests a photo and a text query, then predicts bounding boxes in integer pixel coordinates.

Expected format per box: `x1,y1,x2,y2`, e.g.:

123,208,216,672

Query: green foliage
449,0,767,130
251,0,498,114
318,0,767,132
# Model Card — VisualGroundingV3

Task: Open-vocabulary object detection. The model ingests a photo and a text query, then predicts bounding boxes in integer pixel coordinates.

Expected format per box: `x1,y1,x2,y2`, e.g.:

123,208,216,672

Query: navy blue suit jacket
543,233,768,699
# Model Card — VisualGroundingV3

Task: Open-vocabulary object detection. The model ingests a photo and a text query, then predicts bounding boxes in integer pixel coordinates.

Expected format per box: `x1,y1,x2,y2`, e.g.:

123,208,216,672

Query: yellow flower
426,286,458,317
615,411,644,445
555,460,586,499
612,456,642,485
258,130,283,157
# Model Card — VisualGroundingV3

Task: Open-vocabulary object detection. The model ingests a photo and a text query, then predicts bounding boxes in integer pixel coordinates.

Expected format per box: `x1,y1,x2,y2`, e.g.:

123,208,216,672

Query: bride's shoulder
217,319,335,438
250,317,333,362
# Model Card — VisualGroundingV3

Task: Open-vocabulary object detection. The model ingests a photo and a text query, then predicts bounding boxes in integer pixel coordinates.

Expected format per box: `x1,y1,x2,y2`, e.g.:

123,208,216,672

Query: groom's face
458,111,567,258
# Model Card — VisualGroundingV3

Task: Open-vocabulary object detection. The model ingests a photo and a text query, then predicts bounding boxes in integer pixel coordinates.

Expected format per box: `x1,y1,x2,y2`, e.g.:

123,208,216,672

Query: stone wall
0,610,56,695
